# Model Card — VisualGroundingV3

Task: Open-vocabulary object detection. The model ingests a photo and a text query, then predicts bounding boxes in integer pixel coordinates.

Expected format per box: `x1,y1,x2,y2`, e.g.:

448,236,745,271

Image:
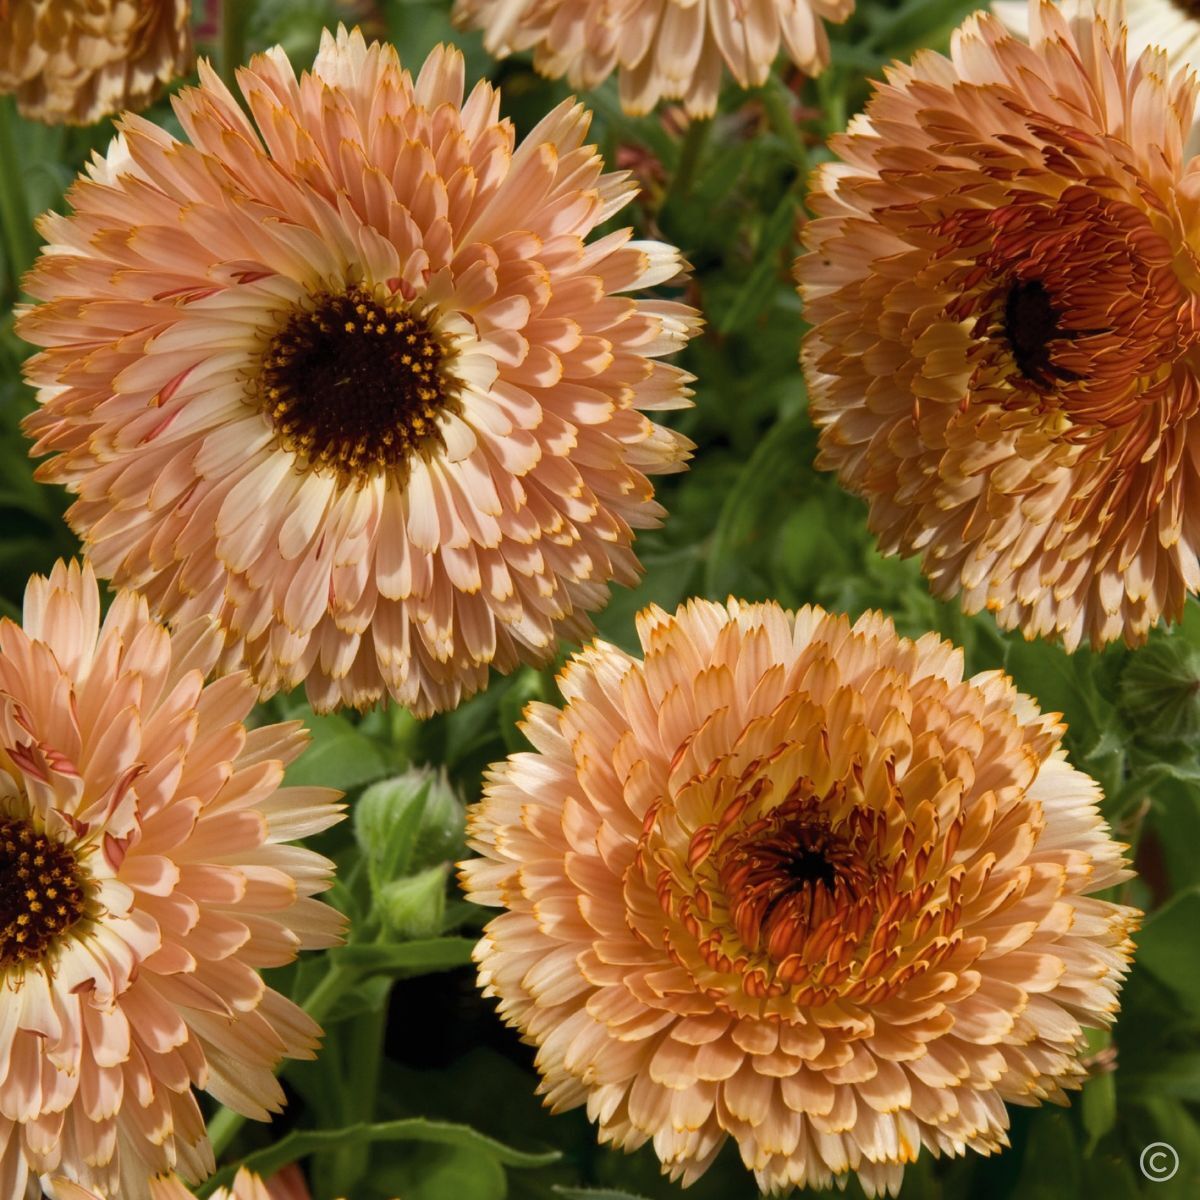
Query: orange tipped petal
453,0,855,116
0,0,192,124
0,560,345,1200
461,598,1138,1194
796,0,1200,650
17,28,700,718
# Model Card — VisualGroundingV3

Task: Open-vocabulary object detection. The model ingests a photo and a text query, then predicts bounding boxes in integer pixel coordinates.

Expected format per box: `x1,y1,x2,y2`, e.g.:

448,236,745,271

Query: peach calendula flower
797,0,1200,650
461,599,1138,1194
207,1166,314,1200
0,0,192,125
0,560,345,1200
193,1163,394,1200
452,0,854,116
18,28,698,718
102,1163,314,1200
996,0,1200,73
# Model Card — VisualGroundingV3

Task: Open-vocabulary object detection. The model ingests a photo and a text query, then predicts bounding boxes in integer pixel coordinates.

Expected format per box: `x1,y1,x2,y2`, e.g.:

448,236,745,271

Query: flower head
0,0,192,124
197,1164,390,1200
209,1166,312,1200
19,28,698,717
997,0,1200,73
461,598,1138,1194
452,0,854,116
797,0,1200,649
0,561,344,1200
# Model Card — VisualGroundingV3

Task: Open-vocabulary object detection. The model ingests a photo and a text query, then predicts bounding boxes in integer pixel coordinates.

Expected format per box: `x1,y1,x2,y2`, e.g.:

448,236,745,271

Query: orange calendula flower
18,28,698,718
452,0,854,116
0,561,344,1200
461,599,1138,1195
0,0,192,124
797,0,1200,649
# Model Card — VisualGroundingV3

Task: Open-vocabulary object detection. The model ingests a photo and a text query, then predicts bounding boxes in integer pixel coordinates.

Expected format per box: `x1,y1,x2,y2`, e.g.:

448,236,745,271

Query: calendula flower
996,0,1200,72
182,1164,390,1200
19,28,697,717
461,599,1138,1194
797,0,1200,649
208,1166,313,1200
452,0,854,116
0,0,192,124
0,561,344,1200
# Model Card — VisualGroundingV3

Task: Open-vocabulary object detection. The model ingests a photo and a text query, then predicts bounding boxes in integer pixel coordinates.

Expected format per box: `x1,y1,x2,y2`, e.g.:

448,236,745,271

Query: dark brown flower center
1172,0,1200,20
938,187,1198,429
0,816,88,969
718,802,878,962
259,287,458,477
1003,278,1080,388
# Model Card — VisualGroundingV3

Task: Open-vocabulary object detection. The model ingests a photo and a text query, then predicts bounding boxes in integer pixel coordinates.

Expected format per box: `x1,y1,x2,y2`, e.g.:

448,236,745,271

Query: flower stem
206,960,361,1160
218,0,249,93
0,96,34,300
663,116,712,212
759,75,809,175
325,991,388,1193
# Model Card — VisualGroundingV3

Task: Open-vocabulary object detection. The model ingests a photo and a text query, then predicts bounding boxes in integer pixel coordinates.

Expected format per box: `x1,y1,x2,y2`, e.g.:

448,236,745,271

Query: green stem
206,960,361,1159
816,67,847,138
0,96,34,300
662,116,712,213
759,75,809,174
326,989,388,1193
218,0,249,93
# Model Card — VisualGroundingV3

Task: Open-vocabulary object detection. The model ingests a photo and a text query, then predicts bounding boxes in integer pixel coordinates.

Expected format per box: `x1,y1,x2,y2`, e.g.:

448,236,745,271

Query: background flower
462,598,1138,1193
18,28,698,718
0,0,193,124
0,560,344,1200
798,0,1200,650
452,0,855,115
996,0,1200,73
208,1165,314,1200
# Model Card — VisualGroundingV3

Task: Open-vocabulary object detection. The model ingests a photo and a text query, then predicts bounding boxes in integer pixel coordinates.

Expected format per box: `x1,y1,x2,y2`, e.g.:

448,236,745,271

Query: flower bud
1119,638,1200,745
377,864,449,939
354,767,465,892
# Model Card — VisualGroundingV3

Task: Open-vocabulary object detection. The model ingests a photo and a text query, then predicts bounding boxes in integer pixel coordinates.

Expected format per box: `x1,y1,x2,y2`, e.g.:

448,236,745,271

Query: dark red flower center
939,186,1195,430
0,815,88,969
258,287,459,477
718,801,879,963
1003,278,1081,388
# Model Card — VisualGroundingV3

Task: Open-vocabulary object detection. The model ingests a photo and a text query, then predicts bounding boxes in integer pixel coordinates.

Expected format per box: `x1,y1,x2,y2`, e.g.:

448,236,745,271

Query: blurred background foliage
2,0,1199,1197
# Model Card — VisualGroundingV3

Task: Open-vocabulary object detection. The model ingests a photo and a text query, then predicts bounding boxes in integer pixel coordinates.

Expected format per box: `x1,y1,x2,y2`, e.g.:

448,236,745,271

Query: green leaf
1003,640,1116,755
705,410,812,598
198,1118,558,1196
372,1143,506,1200
1123,1051,1200,1103
1081,1070,1117,1152
1135,888,1200,1015
318,971,394,1026
283,710,389,790
713,188,802,335
1126,1097,1200,1198
1013,1110,1078,1200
